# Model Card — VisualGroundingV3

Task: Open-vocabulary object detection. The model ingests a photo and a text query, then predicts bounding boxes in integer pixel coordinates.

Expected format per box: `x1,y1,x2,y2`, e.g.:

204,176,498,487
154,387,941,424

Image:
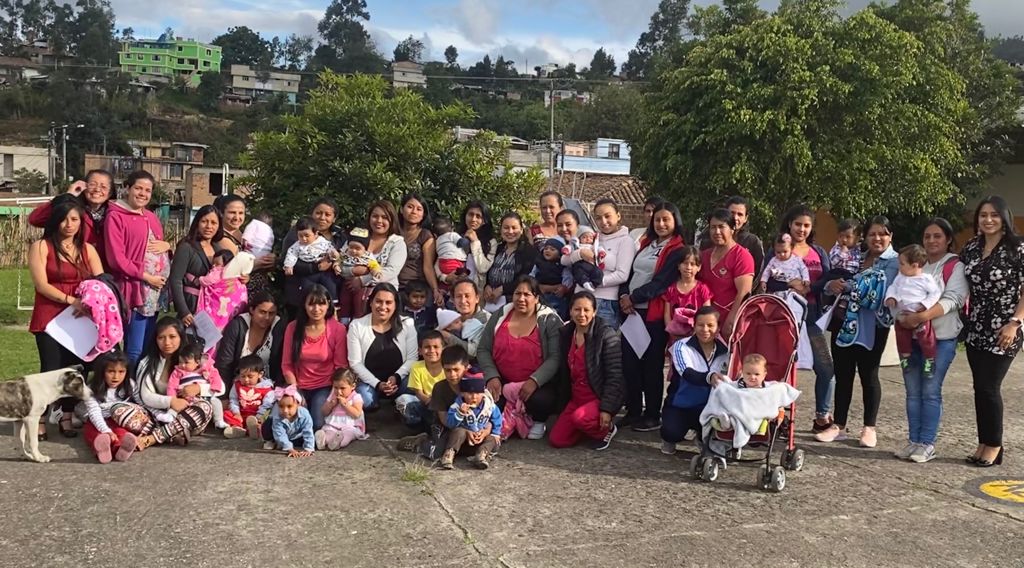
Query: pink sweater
282,319,349,390
104,200,164,308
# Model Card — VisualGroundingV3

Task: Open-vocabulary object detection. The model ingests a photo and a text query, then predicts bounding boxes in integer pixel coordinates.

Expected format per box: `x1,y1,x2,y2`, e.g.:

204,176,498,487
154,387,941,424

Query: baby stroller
689,293,806,492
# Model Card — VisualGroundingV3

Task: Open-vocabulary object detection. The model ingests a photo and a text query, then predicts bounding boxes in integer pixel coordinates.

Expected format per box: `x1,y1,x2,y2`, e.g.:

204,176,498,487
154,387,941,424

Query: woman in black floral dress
961,196,1024,467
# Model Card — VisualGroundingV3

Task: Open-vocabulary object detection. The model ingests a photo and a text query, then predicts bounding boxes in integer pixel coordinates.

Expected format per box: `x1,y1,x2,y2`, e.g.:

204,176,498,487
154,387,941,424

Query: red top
491,317,543,383
699,244,755,322
29,201,103,261
235,382,274,418
281,319,348,390
568,339,597,404
30,242,91,333
663,280,713,313
798,246,823,305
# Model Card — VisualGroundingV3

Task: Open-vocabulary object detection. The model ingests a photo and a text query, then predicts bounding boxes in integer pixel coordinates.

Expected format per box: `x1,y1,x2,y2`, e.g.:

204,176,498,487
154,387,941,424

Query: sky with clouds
110,0,1024,71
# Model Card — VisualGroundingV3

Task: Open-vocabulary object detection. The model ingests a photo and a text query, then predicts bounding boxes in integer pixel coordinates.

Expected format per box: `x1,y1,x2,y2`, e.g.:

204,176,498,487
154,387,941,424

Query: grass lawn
0,268,39,377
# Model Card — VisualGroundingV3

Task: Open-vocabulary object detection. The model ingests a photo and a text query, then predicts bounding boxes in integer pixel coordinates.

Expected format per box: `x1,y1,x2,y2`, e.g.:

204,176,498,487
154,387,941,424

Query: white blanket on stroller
699,381,801,448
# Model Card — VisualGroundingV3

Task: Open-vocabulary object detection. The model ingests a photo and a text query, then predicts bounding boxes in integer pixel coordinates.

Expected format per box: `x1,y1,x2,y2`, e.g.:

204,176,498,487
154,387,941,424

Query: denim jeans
804,303,835,418
124,311,157,365
902,338,957,445
596,299,621,331
357,378,407,412
298,386,332,431
395,394,427,429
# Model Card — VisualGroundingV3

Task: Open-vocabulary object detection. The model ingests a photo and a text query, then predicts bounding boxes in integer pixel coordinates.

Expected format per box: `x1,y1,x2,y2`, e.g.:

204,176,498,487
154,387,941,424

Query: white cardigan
341,233,407,289
346,313,419,388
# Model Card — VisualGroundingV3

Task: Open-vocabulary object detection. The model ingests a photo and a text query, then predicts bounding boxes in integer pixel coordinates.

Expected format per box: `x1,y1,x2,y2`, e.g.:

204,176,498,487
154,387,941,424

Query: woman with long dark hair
340,201,408,304
961,196,1024,467
215,289,286,389
347,283,418,411
168,205,225,327
28,199,104,438
447,200,496,291
281,284,349,430
104,170,171,363
618,202,687,432
135,316,215,447
483,212,538,305
280,197,346,319
397,194,442,304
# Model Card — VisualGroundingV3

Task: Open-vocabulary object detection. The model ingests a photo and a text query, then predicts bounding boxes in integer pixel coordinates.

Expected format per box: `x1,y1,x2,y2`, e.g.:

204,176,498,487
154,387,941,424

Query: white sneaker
215,421,229,430
894,442,917,460
660,441,677,455
527,422,547,440
910,444,936,463
262,441,276,451
583,282,595,292
314,430,327,451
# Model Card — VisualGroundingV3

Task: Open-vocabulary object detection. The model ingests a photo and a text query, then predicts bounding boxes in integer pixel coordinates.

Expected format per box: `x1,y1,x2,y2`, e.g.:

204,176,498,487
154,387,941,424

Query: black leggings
830,327,889,427
622,312,669,419
966,346,1015,446
35,331,87,412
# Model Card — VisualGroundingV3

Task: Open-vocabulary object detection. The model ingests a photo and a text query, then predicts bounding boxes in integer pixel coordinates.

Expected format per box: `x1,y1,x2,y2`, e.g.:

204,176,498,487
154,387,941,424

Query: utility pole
549,78,555,188
46,123,55,194
61,125,67,185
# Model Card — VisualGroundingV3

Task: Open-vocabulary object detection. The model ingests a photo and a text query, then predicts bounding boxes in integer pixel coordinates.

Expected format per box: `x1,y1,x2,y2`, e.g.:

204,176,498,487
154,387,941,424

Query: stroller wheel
769,466,787,492
689,455,701,479
757,464,771,489
783,448,805,471
701,458,720,482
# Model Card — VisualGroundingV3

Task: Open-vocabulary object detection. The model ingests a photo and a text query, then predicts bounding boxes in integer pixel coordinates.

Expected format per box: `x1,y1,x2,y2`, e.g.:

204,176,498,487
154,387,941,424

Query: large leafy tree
242,73,544,234
585,47,617,79
444,45,459,69
621,0,691,79
393,35,424,62
282,33,314,70
632,0,1016,235
212,26,271,67
313,0,385,73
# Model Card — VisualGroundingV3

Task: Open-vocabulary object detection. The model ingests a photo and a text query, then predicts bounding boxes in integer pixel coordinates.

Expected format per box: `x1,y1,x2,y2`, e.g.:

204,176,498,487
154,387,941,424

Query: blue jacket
446,394,502,437
835,245,898,349
271,405,315,452
668,335,730,409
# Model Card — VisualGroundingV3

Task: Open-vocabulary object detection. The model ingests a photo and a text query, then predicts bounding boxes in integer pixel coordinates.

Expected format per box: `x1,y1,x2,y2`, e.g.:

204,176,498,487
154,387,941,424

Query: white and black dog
0,367,92,462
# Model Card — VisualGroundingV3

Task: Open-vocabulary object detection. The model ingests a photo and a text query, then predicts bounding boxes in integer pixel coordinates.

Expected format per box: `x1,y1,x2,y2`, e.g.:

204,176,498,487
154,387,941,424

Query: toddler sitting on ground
159,342,226,429
222,355,277,438
441,375,502,470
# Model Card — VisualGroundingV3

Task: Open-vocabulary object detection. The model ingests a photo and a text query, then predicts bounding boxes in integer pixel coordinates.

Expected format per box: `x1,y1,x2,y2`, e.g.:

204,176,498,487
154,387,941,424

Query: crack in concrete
377,438,513,568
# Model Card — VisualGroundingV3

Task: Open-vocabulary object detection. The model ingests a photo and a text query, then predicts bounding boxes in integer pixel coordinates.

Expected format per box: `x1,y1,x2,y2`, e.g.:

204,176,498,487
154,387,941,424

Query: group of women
26,171,1024,466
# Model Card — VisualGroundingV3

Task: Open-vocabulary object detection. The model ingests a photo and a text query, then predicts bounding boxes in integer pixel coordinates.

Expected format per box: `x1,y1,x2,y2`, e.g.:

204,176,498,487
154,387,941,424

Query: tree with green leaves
242,72,544,234
212,26,271,68
632,0,1018,236
393,35,424,62
313,0,384,74
281,33,313,70
585,47,617,79
444,45,459,69
196,70,226,111
621,0,690,79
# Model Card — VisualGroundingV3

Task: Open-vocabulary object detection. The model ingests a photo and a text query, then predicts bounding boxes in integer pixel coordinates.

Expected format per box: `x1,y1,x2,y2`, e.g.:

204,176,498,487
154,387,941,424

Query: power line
36,62,649,85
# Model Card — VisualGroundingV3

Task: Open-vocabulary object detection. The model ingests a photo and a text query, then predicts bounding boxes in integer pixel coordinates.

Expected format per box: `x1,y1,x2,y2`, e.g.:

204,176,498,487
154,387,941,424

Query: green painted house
119,34,221,88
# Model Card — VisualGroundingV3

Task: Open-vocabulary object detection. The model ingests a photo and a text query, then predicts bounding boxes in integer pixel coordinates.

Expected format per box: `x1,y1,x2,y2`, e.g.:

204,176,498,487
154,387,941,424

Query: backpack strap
941,255,959,284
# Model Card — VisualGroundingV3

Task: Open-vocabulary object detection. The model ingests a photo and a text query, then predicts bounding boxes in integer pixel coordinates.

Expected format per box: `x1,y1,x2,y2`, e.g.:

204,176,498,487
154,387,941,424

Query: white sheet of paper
192,311,223,350
44,306,98,360
620,312,651,359
483,295,507,313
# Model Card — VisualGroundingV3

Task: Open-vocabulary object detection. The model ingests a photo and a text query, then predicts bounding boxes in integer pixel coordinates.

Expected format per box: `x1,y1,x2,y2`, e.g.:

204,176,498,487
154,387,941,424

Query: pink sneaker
814,425,847,443
859,427,877,448
115,433,138,462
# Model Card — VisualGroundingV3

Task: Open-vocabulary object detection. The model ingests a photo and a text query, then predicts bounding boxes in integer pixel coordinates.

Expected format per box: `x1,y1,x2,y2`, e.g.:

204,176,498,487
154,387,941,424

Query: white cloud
452,0,499,45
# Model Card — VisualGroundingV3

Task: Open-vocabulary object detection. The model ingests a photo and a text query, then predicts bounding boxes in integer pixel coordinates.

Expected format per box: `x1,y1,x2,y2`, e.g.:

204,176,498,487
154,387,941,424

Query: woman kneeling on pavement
549,291,624,450
660,306,729,455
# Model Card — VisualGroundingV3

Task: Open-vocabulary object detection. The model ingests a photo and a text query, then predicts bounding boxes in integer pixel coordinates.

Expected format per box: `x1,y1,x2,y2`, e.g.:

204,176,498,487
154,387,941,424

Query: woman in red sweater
282,284,348,430
29,169,114,263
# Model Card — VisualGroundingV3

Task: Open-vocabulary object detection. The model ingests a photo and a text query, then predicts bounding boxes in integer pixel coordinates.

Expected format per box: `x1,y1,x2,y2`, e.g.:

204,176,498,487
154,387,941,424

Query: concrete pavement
1,356,1022,567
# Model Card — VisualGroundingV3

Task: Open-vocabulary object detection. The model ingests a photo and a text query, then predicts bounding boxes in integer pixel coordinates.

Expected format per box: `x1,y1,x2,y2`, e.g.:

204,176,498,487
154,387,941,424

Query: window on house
202,60,209,67
286,81,292,86
168,164,184,179
189,59,197,66
141,67,147,73
177,46,183,52
608,143,621,159
206,49,211,56
136,53,143,60
178,58,185,64
209,173,224,196
153,55,160,62
243,76,250,82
